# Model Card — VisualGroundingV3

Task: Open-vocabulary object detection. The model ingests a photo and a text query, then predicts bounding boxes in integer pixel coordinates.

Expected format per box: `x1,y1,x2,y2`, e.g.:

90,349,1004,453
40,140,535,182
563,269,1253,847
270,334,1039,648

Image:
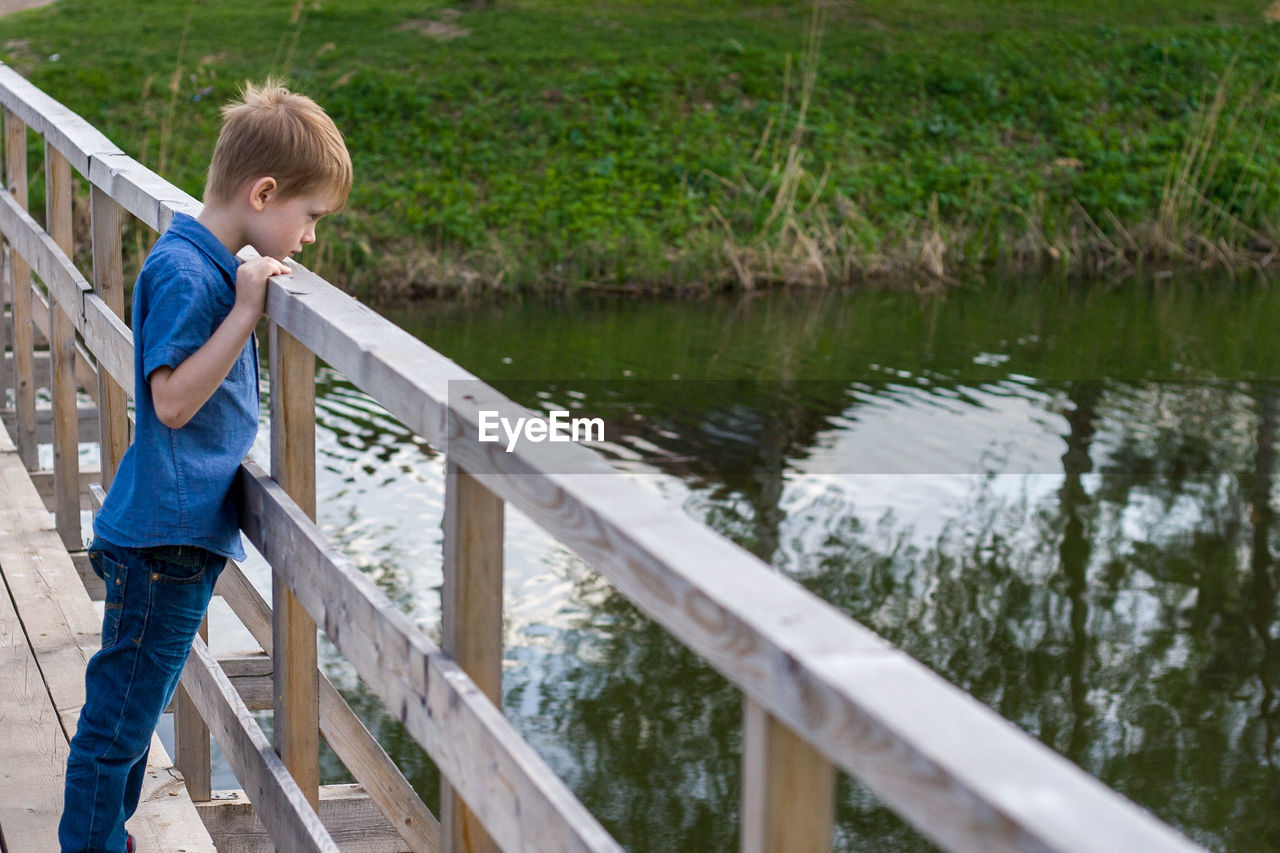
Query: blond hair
204,80,352,208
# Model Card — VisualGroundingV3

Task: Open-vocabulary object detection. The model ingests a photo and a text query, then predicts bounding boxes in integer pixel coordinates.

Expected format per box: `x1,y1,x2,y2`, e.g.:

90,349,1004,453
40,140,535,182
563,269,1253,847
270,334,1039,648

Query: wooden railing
0,63,1205,852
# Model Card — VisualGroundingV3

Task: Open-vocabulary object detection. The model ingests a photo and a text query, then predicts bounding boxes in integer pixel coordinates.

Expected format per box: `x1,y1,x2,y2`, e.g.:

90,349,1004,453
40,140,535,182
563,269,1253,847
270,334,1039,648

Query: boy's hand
233,256,290,319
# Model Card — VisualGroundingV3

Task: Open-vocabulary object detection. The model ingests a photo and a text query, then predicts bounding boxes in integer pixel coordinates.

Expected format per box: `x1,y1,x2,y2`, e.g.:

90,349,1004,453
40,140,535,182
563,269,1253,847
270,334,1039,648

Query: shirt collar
166,213,240,285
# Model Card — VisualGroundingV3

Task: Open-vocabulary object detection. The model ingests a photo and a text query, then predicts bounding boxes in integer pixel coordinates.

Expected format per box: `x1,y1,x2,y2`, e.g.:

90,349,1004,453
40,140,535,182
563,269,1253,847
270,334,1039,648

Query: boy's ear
248,176,278,211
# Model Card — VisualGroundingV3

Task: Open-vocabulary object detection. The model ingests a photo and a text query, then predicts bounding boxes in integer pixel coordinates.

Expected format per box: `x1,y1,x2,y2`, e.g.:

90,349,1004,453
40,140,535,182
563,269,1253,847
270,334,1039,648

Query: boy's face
248,187,341,262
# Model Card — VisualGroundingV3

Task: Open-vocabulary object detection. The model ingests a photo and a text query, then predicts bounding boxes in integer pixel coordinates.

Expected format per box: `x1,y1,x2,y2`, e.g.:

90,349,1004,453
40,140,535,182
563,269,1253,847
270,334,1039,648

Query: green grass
4,0,1280,296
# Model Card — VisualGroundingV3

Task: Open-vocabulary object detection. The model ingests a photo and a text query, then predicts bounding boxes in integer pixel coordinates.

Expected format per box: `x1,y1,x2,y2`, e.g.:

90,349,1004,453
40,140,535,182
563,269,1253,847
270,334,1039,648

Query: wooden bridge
0,65,1206,852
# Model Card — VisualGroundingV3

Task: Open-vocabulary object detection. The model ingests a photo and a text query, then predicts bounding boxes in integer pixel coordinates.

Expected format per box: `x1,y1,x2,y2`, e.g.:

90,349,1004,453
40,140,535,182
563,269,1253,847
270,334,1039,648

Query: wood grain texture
0,156,131,406
442,463,504,701
196,784,416,853
0,176,91,319
49,286,80,548
0,521,68,851
238,459,622,853
217,560,441,852
130,732,218,853
269,321,321,812
30,467,99,514
4,109,36,470
180,634,339,852
0,336,96,400
0,248,9,406
1,403,99,445
0,189,121,408
2,348,52,390
741,699,834,853
68,549,104,601
165,649,273,713
1,310,50,347
81,292,134,396
28,280,99,402
175,618,213,801
441,460,503,853
0,67,201,234
0,454,99,742
0,64,120,178
90,185,127,488
87,150,199,233
45,143,79,550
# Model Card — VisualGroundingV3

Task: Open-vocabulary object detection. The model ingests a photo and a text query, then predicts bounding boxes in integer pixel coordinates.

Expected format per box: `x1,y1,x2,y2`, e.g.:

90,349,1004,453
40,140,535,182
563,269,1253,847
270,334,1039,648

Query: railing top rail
0,64,201,231
0,62,1203,852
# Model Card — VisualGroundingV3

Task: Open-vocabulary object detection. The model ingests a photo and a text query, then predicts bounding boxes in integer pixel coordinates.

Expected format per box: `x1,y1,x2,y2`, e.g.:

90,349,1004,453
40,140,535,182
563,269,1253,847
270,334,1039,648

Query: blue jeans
59,537,225,853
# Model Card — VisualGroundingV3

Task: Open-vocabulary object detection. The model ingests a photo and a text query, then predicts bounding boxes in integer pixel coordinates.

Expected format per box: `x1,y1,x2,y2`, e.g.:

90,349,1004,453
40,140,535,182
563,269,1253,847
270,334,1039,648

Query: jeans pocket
96,552,128,647
87,549,105,581
146,546,214,585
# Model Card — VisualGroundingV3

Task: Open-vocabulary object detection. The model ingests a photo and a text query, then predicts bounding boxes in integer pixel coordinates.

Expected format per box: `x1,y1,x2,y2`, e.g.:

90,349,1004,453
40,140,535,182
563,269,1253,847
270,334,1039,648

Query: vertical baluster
175,617,212,801
0,109,9,408
441,459,504,853
90,185,127,488
1,246,10,408
269,320,320,810
46,143,79,549
4,110,36,470
740,699,835,853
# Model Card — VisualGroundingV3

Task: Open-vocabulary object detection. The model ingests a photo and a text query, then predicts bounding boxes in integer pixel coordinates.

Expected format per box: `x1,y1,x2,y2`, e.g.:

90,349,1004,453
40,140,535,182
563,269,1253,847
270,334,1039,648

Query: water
198,279,1279,851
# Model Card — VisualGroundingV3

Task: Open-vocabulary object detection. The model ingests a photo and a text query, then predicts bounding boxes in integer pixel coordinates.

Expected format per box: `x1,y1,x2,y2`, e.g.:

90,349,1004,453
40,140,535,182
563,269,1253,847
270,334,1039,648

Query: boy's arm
151,255,288,429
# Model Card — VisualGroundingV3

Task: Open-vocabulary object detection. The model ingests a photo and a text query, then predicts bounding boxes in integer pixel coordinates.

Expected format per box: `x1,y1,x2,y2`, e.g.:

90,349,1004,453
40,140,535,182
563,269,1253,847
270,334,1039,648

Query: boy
59,81,351,853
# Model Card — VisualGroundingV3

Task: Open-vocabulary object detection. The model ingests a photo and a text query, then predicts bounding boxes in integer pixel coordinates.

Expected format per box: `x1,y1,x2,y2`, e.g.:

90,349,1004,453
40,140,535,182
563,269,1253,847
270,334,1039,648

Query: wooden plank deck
0,419,215,852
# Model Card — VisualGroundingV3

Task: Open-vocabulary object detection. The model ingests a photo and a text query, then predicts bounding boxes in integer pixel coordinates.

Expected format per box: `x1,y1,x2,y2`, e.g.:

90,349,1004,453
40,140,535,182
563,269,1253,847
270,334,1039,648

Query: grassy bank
4,0,1280,297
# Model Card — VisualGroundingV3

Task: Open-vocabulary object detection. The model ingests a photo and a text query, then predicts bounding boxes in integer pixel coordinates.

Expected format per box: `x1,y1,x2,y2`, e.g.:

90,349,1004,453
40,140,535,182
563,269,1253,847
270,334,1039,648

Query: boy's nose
302,227,316,244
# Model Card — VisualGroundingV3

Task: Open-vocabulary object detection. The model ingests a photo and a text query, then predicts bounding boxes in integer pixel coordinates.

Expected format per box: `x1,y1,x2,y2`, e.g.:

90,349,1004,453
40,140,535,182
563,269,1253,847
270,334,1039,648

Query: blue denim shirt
94,213,258,559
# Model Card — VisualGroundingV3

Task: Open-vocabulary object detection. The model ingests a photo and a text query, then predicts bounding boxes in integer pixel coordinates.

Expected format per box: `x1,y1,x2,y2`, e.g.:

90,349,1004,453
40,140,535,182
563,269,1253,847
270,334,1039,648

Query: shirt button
116,578,122,585
152,573,159,581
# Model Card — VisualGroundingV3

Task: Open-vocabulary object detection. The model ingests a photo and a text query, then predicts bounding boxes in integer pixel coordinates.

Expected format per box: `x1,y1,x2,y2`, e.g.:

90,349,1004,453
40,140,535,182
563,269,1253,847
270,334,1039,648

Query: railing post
1,246,10,407
90,185,127,488
175,617,212,801
0,114,9,408
441,458,504,853
740,699,835,853
46,142,80,549
269,320,320,811
4,109,36,470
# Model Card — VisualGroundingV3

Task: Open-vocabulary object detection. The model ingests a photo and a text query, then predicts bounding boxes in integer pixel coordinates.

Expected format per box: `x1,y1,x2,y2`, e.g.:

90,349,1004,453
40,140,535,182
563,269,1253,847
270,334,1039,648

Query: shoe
126,834,136,853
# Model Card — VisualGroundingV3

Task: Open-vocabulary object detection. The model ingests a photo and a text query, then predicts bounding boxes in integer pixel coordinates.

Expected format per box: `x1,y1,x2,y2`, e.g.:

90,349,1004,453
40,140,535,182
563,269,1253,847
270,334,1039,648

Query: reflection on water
220,281,1279,851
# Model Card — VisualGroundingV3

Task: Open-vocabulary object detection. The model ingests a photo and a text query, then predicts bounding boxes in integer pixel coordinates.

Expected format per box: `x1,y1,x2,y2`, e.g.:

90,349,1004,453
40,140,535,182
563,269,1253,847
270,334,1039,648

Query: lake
185,278,1279,851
